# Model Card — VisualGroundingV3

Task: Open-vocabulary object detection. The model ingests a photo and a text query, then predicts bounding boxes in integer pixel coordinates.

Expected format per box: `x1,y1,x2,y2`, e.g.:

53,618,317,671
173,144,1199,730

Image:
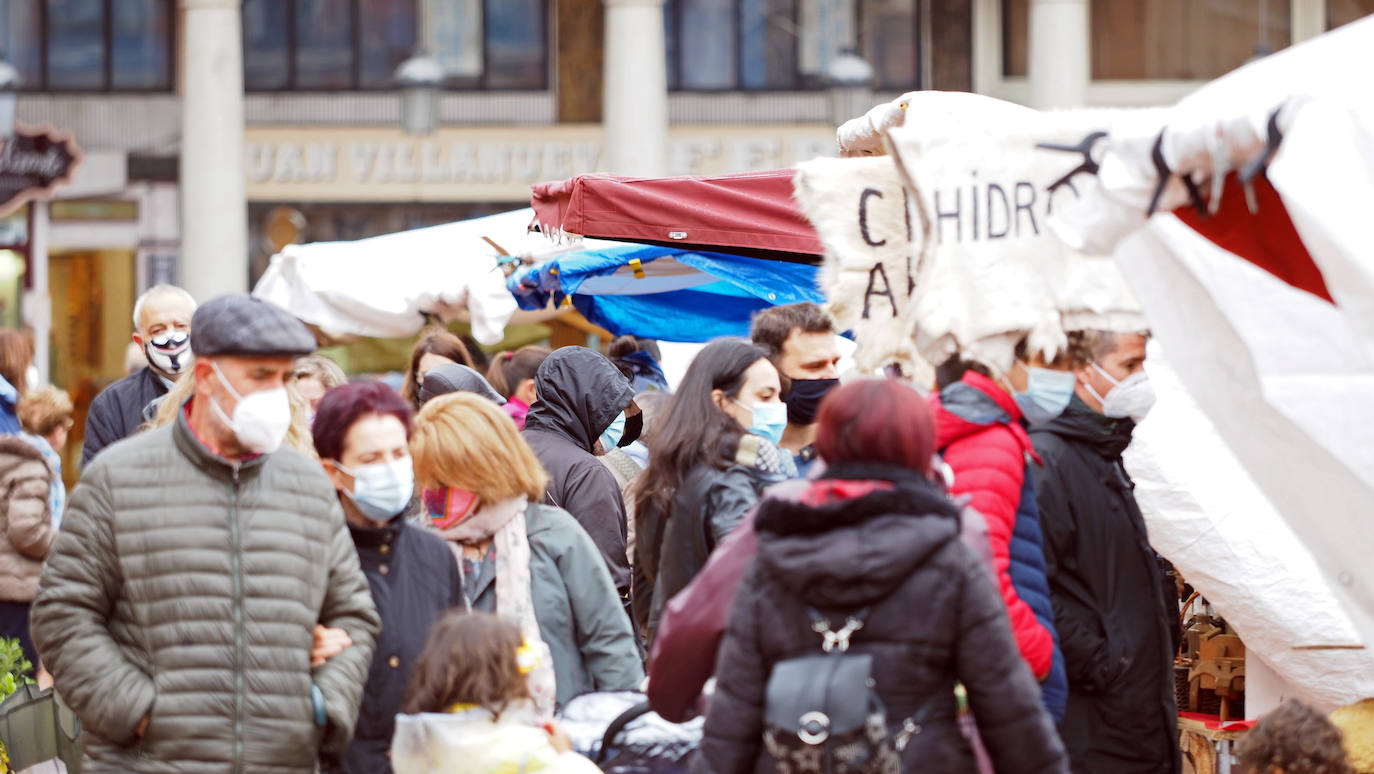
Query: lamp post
395,52,443,135
824,49,874,128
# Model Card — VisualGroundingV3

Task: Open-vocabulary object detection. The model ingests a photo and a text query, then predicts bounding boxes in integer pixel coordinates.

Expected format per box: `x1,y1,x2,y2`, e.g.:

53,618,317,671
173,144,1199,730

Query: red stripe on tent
1174,173,1333,303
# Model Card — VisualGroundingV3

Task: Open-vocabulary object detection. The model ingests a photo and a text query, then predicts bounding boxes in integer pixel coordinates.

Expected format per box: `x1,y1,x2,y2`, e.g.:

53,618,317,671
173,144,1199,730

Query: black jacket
1030,397,1180,774
81,367,169,466
642,457,773,639
696,463,1069,774
332,517,462,774
522,348,635,595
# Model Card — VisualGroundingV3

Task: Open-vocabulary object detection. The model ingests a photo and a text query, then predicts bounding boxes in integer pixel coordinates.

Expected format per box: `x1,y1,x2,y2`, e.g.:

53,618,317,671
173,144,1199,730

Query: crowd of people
0,284,1361,773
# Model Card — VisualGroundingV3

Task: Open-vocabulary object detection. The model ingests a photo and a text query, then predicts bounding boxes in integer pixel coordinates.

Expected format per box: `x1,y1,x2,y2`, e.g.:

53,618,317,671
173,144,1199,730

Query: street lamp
0,55,20,138
824,49,875,128
394,51,443,135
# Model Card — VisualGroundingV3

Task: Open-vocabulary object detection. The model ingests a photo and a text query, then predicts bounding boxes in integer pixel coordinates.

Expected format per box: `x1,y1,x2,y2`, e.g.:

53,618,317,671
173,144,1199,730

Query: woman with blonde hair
411,392,643,709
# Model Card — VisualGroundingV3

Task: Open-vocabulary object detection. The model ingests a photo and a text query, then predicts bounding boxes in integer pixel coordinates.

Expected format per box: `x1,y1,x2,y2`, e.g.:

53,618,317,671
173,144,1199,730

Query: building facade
1,0,1370,473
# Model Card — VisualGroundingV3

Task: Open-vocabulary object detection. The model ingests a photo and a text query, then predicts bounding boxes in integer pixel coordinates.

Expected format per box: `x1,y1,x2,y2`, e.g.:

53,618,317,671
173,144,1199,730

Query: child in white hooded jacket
391,611,599,774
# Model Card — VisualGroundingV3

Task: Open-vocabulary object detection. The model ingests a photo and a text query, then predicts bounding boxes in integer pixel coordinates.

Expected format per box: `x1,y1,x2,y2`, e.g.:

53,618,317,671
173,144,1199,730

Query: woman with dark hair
634,338,790,639
311,381,463,774
400,328,474,410
487,345,551,429
696,378,1069,774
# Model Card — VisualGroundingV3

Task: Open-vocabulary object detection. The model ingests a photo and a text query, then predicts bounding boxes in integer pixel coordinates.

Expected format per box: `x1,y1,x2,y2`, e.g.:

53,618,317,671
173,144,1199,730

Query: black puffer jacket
330,517,463,774
696,463,1068,774
81,366,169,466
523,348,635,595
1031,397,1180,774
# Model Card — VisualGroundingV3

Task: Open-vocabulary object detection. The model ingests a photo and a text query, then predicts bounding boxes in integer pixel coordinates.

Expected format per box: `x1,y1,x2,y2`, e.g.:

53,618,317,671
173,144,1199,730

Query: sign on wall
0,126,82,216
244,125,836,202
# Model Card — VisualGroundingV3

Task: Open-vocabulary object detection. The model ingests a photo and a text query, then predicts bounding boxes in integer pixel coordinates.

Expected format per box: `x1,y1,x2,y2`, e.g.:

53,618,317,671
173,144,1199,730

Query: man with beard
82,284,197,465
748,303,841,477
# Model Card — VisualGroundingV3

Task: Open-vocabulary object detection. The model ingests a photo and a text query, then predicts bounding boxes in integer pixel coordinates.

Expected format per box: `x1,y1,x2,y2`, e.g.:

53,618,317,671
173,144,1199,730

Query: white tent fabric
1049,18,1374,654
1127,345,1374,713
253,209,553,344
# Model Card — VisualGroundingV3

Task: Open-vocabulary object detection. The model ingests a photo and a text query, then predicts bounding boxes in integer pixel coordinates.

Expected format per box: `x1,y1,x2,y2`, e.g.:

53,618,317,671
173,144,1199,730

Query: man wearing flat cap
32,295,381,774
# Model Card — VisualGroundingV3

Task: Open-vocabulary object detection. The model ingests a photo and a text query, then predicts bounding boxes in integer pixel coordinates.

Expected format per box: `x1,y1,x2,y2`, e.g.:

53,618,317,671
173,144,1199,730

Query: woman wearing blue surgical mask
633,339,793,641
312,381,464,774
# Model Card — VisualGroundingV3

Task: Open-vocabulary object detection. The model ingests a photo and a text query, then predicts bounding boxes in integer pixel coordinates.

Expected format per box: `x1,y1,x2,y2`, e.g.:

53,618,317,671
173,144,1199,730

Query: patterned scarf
440,496,558,716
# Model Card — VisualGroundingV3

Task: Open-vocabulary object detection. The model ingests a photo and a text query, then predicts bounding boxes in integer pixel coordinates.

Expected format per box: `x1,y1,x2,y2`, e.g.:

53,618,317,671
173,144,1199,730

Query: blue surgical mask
1012,363,1076,426
599,411,626,451
735,399,787,446
334,457,415,522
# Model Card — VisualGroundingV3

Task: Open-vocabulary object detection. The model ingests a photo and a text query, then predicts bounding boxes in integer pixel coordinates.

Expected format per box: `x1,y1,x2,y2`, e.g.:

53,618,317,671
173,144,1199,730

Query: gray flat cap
419,363,507,406
190,295,317,358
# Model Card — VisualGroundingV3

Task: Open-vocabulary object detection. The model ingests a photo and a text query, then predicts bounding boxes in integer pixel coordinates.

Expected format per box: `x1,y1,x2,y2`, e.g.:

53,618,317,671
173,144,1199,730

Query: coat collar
172,398,268,482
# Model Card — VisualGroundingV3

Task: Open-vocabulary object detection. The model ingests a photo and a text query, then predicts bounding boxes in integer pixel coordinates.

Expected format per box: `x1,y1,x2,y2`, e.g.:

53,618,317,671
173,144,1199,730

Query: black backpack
762,609,927,774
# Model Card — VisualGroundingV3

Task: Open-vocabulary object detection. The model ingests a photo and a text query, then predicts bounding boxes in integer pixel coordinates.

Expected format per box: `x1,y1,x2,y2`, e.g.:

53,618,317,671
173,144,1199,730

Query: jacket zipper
230,465,244,774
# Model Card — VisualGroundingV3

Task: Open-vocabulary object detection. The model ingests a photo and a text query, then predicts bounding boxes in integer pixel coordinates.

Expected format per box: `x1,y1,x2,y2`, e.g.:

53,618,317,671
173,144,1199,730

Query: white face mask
209,360,292,454
334,457,414,522
1088,362,1156,423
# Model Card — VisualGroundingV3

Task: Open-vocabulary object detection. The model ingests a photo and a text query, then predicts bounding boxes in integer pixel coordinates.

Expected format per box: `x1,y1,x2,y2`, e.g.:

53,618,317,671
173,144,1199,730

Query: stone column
179,0,248,299
603,0,667,176
1028,0,1089,109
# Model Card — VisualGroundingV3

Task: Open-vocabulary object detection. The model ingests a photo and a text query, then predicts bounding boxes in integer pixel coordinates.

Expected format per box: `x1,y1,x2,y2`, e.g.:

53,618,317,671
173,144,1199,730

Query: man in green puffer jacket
31,294,381,774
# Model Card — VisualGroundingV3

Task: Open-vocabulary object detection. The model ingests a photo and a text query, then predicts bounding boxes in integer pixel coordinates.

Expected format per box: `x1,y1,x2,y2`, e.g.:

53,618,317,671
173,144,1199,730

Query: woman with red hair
694,378,1068,774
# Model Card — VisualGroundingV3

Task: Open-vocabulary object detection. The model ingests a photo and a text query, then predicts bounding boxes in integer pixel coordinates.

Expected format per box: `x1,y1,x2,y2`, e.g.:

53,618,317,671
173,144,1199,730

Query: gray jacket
466,503,644,707
31,407,381,774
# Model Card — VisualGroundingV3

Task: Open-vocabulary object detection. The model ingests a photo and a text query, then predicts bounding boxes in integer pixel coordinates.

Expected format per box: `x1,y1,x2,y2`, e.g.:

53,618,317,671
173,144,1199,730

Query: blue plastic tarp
508,242,822,341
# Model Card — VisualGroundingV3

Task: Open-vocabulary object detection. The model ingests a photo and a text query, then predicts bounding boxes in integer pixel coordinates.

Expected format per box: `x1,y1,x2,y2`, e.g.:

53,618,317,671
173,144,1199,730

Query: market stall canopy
507,241,823,342
1042,15,1374,678
254,209,563,344
530,170,825,262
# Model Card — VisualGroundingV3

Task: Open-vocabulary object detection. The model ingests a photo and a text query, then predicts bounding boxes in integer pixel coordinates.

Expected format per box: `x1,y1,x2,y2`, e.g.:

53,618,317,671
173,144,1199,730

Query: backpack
762,609,926,774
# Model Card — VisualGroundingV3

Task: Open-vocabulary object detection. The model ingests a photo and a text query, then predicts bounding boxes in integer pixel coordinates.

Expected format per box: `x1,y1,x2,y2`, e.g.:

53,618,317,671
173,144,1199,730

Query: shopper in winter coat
413,392,644,709
0,433,58,672
1030,330,1180,774
82,284,197,464
634,339,792,638
312,381,464,774
931,355,1070,722
31,295,380,774
696,378,1069,774
522,347,638,599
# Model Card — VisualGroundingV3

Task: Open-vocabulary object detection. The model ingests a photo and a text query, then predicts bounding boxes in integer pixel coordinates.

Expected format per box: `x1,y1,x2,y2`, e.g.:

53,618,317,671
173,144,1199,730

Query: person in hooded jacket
522,347,638,602
312,380,464,774
633,339,791,639
930,346,1070,723
1030,330,1181,774
696,378,1069,774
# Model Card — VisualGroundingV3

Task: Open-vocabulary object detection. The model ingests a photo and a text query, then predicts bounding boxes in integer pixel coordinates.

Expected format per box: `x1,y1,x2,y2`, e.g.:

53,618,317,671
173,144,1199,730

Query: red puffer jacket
930,371,1054,680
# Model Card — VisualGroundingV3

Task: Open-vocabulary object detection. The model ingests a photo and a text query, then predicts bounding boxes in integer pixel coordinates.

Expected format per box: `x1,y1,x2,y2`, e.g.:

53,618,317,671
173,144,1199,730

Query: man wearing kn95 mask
32,294,380,774
82,283,198,466
1028,329,1180,774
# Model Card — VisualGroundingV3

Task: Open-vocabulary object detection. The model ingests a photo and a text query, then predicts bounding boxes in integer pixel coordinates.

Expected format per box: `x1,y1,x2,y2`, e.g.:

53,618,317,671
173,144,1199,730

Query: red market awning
530,169,824,263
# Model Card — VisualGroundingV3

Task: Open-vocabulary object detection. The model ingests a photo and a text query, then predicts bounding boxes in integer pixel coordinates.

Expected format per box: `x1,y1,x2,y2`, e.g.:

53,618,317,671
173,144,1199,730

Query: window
0,0,172,91
1327,0,1374,29
1003,0,1292,80
242,0,549,91
666,0,919,92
